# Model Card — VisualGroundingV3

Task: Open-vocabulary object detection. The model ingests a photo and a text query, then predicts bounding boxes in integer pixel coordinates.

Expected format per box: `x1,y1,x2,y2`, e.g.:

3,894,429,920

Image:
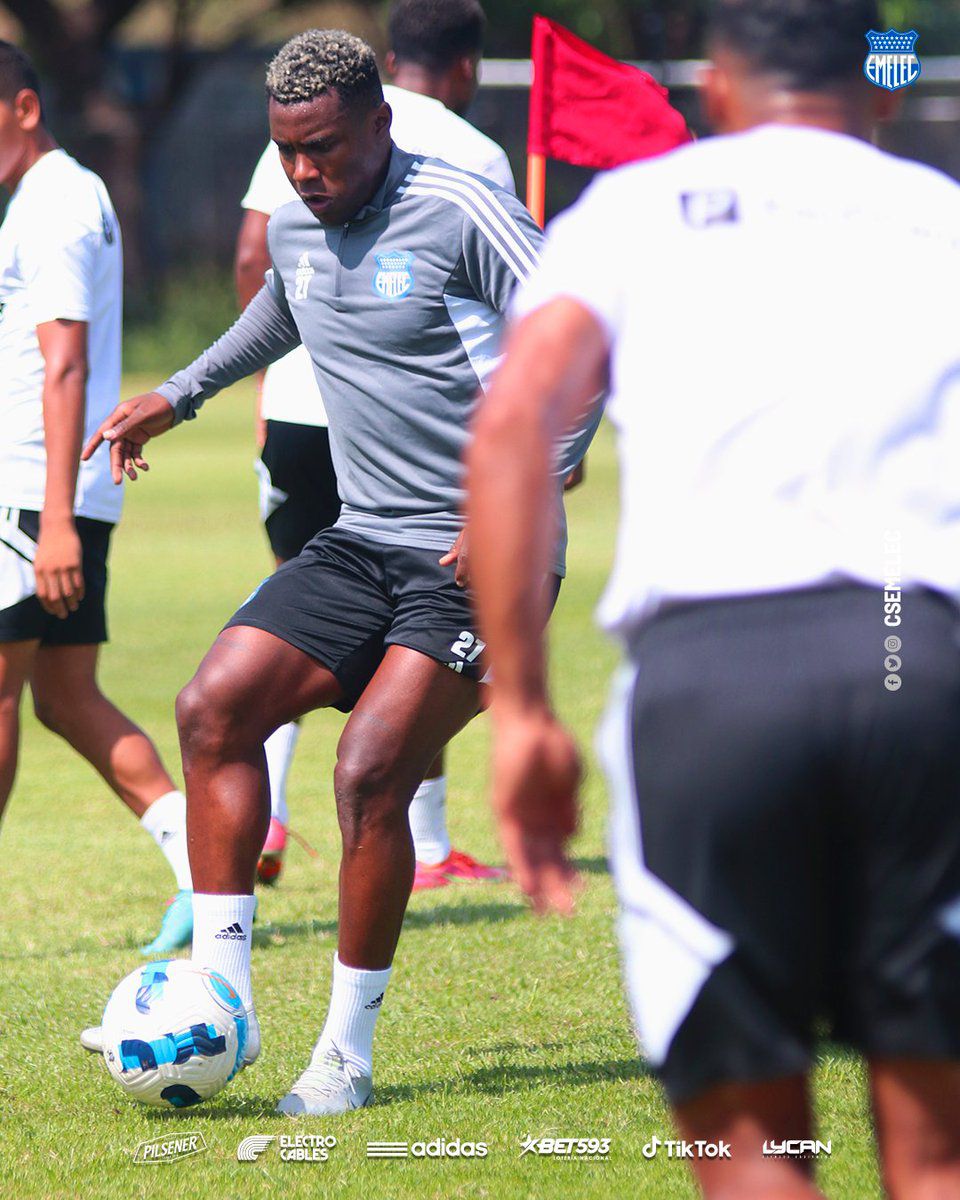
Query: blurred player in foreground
235,0,510,889
83,31,591,1115
468,0,960,1195
0,43,192,956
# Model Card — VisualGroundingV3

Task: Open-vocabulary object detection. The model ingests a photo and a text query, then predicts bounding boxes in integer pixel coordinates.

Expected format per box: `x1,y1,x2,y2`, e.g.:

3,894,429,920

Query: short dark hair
0,40,42,107
710,0,881,89
389,0,486,71
266,29,383,113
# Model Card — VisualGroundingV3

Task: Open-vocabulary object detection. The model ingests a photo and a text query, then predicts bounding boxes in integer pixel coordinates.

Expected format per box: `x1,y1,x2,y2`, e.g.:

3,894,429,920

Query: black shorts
256,421,341,561
602,583,960,1106
225,526,487,712
0,507,112,645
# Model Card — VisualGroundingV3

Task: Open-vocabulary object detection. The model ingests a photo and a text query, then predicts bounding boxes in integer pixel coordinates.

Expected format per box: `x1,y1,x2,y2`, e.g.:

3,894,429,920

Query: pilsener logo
134,1132,207,1163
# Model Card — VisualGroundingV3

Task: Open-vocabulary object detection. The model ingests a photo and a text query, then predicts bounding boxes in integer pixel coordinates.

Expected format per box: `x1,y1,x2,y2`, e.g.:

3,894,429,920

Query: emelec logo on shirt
373,250,415,301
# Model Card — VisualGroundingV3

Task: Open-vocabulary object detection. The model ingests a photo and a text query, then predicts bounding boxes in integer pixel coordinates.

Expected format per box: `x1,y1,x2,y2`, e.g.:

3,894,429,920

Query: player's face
269,92,392,226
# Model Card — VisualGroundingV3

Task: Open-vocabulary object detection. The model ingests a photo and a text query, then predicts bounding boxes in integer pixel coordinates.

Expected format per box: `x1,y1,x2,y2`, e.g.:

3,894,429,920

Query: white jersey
0,149,123,522
515,125,960,634
241,84,515,427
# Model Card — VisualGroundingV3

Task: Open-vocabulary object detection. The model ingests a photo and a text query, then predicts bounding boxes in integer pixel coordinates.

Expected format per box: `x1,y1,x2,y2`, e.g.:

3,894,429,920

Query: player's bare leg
674,1075,826,1199
258,550,296,885
30,643,194,956
30,644,174,816
871,1058,960,1199
176,625,344,893
278,645,480,1115
334,645,481,966
0,639,39,823
175,624,346,1061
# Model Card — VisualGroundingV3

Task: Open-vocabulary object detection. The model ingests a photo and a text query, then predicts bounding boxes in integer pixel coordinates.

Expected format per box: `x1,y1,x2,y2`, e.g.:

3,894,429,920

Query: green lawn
0,381,882,1198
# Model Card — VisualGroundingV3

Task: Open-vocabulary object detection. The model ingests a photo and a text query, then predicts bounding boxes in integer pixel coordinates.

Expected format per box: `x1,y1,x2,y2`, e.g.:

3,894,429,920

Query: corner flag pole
526,152,547,228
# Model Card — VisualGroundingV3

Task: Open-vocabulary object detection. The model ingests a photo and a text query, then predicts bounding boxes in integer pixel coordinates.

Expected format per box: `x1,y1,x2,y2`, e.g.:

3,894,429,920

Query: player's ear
372,100,392,139
14,88,42,133
384,50,397,78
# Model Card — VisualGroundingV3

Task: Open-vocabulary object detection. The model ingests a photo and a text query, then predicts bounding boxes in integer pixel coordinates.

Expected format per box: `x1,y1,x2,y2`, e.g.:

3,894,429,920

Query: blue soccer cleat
140,889,194,956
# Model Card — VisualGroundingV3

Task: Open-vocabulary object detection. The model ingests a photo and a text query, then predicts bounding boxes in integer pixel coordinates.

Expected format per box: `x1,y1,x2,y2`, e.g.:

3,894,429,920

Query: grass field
0,379,884,1199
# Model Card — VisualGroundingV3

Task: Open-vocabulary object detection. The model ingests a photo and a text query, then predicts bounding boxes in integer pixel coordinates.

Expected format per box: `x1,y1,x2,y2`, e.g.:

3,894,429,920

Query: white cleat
276,1043,373,1116
80,1025,103,1053
242,1008,261,1067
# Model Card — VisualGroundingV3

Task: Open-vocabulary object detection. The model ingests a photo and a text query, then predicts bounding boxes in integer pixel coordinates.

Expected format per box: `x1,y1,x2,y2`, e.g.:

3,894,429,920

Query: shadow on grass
146,1057,650,1121
252,902,528,949
374,1055,650,1105
571,855,610,876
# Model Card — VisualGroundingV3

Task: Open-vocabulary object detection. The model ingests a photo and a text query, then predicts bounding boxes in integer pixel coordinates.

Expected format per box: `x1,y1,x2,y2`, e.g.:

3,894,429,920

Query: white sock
140,789,192,891
312,955,392,1077
408,775,451,865
191,893,257,1011
264,722,299,826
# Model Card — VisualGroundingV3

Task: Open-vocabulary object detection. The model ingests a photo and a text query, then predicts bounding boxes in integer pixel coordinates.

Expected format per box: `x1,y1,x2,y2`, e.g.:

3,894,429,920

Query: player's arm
83,281,302,483
466,298,609,914
234,209,272,449
235,211,272,308
34,318,88,618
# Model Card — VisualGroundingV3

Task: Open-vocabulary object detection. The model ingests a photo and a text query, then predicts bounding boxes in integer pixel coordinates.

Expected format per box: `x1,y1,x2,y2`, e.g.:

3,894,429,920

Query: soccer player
235,0,511,889
468,1,960,1196
84,30,588,1115
0,42,192,956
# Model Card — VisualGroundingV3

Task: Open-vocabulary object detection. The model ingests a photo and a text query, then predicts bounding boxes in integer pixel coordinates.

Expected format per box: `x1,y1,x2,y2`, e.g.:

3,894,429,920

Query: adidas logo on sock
364,992,384,1010
215,922,246,941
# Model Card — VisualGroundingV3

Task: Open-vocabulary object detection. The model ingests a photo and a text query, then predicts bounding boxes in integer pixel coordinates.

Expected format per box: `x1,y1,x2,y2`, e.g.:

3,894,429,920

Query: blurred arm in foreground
466,300,607,914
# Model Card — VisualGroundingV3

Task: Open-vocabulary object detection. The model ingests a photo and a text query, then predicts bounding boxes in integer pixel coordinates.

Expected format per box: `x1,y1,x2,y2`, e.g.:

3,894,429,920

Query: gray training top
157,146,600,575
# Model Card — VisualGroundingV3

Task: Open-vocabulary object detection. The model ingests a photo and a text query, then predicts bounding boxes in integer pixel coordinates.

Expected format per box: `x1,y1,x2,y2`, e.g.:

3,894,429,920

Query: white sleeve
511,177,622,342
241,143,295,215
483,149,517,195
20,215,97,326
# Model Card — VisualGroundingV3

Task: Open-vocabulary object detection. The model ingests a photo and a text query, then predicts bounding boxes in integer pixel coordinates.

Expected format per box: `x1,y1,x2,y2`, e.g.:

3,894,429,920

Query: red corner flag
527,15,692,224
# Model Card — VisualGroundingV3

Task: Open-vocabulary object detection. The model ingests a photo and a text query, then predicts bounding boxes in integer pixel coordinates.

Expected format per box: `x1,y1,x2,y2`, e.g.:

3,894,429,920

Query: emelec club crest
373,250,415,301
864,29,921,91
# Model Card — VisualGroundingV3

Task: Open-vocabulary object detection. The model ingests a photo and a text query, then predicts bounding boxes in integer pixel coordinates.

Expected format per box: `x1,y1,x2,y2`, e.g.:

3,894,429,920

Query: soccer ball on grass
99,960,247,1108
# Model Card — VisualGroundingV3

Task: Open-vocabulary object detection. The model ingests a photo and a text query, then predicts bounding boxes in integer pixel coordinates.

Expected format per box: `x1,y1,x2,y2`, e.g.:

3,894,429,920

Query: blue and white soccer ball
100,960,247,1108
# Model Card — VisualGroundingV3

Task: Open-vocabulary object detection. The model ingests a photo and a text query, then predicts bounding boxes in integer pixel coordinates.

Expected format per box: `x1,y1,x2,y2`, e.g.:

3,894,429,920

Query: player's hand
439,529,470,588
81,391,175,484
491,705,582,915
34,514,84,619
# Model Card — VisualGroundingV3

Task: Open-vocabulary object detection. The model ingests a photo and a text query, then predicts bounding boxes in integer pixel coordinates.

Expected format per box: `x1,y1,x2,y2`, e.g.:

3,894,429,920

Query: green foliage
123,270,240,377
883,0,960,51
0,390,884,1198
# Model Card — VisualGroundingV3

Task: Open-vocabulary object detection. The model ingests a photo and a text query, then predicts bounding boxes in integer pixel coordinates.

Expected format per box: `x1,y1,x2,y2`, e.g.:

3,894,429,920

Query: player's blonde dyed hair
265,29,383,111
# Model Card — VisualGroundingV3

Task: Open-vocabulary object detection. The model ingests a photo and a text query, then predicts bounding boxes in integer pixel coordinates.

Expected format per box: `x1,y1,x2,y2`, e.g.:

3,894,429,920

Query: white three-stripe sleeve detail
410,168,540,275
415,163,541,263
401,183,531,282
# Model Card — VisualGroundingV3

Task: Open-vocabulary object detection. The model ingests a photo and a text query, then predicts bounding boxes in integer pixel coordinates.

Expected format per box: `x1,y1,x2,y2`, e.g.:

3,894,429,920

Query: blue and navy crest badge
864,29,921,91
373,251,415,301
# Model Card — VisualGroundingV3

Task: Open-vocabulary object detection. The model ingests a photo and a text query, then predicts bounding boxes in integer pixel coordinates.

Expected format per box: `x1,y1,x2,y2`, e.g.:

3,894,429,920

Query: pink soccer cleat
257,817,288,885
415,848,507,889
411,860,451,892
